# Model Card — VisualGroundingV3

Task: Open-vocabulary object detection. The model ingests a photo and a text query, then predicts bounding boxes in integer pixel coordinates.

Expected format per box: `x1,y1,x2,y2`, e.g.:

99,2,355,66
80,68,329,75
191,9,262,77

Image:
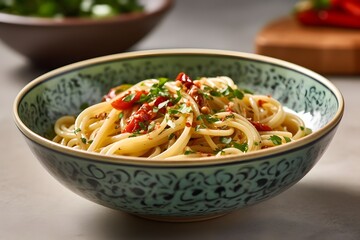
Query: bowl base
132,212,229,222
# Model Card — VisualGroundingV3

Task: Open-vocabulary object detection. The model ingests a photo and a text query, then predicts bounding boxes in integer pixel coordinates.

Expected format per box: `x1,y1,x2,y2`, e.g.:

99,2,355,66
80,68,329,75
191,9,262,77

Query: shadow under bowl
13,49,344,222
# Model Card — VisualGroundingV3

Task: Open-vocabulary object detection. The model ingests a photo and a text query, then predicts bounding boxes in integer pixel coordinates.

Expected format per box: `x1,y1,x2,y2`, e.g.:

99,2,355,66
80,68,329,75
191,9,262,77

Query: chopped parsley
171,90,182,105
81,137,87,144
147,122,155,132
73,128,81,134
284,136,291,143
138,121,147,131
269,135,282,145
197,114,219,123
184,150,196,155
168,133,175,140
233,142,248,152
168,103,192,115
118,112,124,119
123,93,135,102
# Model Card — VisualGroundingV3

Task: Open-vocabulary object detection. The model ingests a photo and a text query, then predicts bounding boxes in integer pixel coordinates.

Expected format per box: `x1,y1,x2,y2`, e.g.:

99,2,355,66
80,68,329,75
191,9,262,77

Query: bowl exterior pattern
16,52,341,219
25,129,335,217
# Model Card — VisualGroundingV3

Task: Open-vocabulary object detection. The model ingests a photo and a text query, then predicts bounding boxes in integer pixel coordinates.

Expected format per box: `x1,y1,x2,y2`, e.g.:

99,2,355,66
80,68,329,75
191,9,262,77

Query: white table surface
1,1,359,239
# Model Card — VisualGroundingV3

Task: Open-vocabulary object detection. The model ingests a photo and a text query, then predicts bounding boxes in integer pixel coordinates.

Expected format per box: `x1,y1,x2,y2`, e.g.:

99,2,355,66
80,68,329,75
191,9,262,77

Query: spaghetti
53,72,311,159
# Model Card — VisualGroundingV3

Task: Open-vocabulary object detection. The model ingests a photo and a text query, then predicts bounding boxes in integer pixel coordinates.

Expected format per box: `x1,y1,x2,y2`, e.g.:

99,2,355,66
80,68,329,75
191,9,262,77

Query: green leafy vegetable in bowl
0,0,144,18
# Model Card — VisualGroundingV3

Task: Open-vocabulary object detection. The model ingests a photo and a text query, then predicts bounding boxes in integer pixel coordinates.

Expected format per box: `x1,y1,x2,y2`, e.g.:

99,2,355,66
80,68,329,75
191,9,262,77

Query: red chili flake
258,99,267,107
176,72,194,89
111,90,147,110
249,120,272,131
122,103,155,133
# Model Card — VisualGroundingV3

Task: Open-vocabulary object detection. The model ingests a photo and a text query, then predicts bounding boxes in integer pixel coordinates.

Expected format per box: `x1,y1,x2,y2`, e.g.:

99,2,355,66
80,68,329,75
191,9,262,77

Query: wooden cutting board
255,16,360,75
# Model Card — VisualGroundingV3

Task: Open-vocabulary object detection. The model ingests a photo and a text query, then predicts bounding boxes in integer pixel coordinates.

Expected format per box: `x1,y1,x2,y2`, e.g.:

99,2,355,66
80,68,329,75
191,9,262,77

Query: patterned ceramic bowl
13,49,344,222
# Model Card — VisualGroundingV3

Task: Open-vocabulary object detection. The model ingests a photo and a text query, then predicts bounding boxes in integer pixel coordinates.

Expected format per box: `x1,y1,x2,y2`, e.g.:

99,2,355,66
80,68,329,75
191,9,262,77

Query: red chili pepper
176,72,194,89
297,9,360,28
123,103,155,133
154,96,168,107
341,0,360,16
258,99,267,108
249,120,272,131
122,96,173,133
111,90,147,110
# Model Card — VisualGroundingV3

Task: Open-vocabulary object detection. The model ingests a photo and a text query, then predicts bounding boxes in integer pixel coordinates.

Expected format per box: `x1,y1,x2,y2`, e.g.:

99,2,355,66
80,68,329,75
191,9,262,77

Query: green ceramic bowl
13,49,344,222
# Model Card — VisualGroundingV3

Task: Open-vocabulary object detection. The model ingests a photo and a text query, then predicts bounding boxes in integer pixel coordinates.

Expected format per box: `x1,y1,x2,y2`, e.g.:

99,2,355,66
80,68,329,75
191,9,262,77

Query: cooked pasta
52,72,311,159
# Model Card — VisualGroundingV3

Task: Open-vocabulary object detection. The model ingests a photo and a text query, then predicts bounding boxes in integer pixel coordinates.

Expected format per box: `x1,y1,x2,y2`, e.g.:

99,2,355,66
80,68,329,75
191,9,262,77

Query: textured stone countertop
1,1,359,239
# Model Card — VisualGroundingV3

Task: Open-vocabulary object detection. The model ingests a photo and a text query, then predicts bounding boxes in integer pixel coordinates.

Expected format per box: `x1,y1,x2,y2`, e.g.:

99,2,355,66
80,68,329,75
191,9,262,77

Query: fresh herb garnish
123,93,135,102
269,135,282,145
197,114,219,123
118,112,124,120
73,128,81,134
171,90,182,105
168,103,192,115
284,136,291,143
138,121,147,130
168,133,175,140
81,137,87,144
147,122,155,132
184,150,196,155
233,142,248,152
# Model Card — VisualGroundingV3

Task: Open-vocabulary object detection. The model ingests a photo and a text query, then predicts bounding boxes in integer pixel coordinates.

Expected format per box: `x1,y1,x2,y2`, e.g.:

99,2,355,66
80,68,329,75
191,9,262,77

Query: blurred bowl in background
0,0,173,68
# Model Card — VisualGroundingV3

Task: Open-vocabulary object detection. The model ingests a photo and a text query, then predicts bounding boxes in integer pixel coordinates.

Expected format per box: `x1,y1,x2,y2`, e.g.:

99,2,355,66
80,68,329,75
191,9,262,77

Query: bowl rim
0,0,173,26
13,49,344,167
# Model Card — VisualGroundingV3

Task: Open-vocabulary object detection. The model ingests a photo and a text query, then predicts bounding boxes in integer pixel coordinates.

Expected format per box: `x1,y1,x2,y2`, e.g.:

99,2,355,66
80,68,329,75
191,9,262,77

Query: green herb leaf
158,77,169,88
139,121,147,130
123,93,135,102
118,112,124,119
197,114,219,123
209,90,222,97
284,136,291,143
269,135,282,145
233,89,244,99
168,133,175,140
304,128,312,136
81,137,87,144
233,142,248,152
184,150,195,155
73,128,81,134
172,90,182,105
138,93,151,103
147,122,155,132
